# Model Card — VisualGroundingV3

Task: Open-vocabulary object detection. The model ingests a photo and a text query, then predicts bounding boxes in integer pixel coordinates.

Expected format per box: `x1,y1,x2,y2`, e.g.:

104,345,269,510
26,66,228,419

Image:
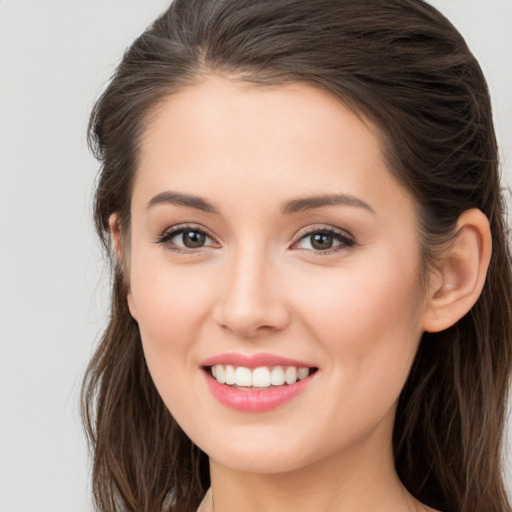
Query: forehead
134,76,415,218
140,76,378,164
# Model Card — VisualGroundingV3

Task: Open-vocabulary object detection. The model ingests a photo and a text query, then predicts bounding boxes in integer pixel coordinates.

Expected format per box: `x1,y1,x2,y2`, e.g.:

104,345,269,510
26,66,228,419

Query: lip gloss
201,352,317,412
204,373,314,412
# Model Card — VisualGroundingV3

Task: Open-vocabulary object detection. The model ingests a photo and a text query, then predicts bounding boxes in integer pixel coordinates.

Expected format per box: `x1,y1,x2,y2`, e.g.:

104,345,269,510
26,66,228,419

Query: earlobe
422,209,492,333
126,292,138,321
109,213,138,321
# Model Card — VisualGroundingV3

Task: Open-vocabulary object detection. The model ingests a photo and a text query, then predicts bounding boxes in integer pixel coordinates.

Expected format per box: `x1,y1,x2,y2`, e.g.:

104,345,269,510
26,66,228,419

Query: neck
208,422,424,512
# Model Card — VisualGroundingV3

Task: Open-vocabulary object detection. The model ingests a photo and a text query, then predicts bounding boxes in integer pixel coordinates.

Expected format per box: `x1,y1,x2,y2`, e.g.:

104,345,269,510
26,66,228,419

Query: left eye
294,229,354,252
175,229,209,248
158,227,216,251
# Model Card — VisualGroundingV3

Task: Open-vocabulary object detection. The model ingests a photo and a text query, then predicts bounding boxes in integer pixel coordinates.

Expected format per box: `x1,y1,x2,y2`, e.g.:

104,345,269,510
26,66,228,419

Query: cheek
128,254,215,363
295,258,424,393
300,257,421,329
128,259,218,424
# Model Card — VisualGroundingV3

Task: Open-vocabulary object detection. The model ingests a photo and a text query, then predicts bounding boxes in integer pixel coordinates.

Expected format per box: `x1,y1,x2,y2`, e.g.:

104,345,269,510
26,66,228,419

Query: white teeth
235,367,252,387
297,367,310,380
216,365,226,384
210,364,313,388
285,366,297,385
225,365,236,385
252,367,271,388
270,366,285,386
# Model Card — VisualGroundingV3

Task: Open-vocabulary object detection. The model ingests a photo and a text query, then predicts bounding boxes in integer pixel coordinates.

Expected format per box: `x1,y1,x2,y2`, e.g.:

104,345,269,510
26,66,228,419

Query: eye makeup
155,222,356,256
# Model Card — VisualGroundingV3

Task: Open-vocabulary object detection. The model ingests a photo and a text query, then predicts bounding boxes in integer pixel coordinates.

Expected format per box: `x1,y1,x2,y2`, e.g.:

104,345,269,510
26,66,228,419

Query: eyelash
156,224,356,255
156,224,217,253
292,226,356,255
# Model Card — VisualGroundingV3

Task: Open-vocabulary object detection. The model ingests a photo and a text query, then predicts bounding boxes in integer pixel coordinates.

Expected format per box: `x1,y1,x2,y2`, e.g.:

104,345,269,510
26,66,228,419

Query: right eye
157,225,217,252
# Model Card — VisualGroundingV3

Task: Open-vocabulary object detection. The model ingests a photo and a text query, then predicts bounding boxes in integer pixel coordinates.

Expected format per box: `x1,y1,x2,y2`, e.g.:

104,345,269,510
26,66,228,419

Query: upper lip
200,352,317,369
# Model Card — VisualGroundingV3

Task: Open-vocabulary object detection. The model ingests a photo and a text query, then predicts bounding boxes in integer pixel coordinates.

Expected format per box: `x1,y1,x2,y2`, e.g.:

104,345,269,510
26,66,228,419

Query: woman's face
125,77,431,475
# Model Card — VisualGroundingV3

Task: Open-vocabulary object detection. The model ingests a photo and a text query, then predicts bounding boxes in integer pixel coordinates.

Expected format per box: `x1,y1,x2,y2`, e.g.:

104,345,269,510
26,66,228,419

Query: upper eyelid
294,224,354,240
161,223,216,238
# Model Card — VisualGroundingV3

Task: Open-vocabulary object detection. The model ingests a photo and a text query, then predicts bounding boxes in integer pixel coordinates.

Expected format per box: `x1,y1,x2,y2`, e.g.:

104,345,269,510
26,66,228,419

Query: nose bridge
216,241,289,337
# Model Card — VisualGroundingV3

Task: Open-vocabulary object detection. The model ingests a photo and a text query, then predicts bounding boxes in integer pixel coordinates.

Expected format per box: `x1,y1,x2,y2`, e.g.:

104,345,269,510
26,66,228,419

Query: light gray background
0,1,511,511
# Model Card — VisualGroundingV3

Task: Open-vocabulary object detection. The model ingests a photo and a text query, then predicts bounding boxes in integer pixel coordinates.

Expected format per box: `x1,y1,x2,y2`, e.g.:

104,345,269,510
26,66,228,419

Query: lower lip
204,371,315,412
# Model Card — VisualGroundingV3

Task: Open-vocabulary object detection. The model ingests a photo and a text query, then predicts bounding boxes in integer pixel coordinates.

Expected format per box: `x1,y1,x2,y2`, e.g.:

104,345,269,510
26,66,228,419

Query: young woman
82,1,512,511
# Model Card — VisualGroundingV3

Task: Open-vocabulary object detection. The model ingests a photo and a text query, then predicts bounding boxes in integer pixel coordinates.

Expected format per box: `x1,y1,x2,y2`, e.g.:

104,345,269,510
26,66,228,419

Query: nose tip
218,301,289,338
214,258,290,339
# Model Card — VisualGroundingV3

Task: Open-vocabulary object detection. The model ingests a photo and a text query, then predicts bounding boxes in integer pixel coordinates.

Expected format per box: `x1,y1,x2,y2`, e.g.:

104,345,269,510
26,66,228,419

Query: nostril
213,280,291,336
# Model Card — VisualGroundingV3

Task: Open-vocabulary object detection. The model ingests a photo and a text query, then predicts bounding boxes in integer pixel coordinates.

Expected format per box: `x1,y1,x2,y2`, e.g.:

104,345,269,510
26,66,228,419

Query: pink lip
200,353,318,413
203,372,315,412
200,352,316,369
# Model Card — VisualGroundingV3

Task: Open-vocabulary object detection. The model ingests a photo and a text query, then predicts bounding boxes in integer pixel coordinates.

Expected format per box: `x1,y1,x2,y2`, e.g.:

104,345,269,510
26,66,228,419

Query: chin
209,448,313,476
193,426,329,476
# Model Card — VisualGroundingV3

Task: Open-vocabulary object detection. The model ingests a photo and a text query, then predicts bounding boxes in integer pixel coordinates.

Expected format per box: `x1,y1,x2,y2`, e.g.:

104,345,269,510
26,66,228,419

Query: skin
119,76,463,512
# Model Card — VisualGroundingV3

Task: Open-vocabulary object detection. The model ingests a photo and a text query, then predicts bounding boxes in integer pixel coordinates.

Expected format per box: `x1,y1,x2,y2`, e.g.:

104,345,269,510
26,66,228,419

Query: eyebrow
147,191,220,214
147,191,374,215
281,194,374,215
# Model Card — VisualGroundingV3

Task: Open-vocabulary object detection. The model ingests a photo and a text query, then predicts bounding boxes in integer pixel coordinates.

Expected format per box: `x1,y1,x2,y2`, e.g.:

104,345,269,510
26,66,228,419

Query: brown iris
181,230,207,248
310,232,334,250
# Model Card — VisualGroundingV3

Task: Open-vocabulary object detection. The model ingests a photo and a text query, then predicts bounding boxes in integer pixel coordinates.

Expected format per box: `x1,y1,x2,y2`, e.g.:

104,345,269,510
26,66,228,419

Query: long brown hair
82,1,512,511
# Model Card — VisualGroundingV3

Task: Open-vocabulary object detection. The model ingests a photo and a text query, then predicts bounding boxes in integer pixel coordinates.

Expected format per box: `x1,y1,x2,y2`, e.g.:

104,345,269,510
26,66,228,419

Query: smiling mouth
206,364,318,389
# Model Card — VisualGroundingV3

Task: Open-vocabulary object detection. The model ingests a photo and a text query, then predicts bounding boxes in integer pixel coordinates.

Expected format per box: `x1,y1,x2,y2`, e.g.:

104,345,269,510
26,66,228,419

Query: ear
109,213,138,321
422,209,492,333
109,213,123,260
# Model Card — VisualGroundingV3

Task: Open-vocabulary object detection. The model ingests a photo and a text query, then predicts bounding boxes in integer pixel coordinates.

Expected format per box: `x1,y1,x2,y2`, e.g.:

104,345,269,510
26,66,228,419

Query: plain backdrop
0,1,511,511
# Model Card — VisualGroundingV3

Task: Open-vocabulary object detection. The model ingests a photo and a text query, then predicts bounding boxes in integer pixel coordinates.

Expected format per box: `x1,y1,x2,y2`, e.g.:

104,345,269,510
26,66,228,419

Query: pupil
311,233,333,250
183,231,205,248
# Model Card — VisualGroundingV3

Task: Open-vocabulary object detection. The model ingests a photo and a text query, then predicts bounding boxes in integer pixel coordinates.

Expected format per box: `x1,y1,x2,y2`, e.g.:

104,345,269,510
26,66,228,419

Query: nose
214,247,290,339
